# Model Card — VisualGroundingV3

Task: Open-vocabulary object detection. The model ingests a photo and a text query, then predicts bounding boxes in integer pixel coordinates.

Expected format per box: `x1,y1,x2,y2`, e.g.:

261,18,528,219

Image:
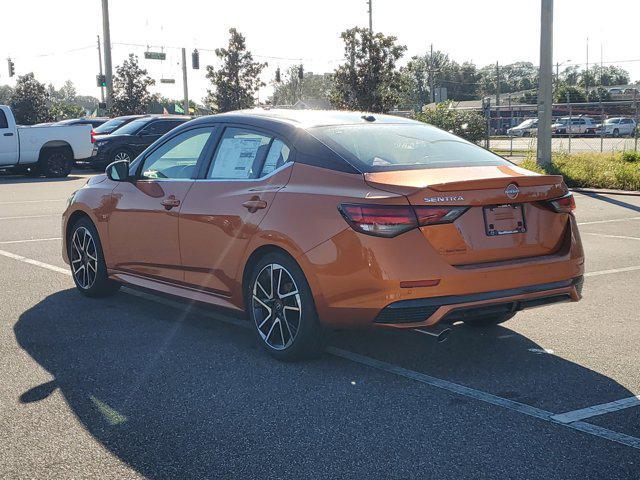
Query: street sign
160,78,176,84
144,51,166,60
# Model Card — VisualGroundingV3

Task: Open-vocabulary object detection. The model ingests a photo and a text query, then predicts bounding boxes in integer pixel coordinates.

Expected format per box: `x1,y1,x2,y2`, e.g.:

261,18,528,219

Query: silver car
507,118,538,137
595,118,637,137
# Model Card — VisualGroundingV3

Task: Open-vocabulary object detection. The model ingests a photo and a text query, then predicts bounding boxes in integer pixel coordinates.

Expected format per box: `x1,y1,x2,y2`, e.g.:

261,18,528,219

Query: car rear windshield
108,118,148,135
309,123,510,172
94,118,128,134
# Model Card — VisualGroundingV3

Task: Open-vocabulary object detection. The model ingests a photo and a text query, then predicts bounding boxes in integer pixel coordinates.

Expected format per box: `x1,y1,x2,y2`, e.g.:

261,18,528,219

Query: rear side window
207,127,290,180
142,120,183,136
0,109,8,129
309,123,509,172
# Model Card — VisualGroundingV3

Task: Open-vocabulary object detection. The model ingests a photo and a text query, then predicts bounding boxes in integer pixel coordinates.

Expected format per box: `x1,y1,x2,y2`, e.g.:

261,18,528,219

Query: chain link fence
477,99,639,155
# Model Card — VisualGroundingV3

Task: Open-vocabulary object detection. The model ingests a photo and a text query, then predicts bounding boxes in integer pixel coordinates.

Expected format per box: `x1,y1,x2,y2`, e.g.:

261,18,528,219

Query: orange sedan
63,110,584,360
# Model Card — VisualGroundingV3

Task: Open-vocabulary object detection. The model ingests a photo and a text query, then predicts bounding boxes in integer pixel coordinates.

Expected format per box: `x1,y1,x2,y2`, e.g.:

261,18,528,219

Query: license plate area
483,204,526,236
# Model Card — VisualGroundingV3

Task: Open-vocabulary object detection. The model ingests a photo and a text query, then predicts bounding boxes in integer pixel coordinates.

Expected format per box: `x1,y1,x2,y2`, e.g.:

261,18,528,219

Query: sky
1,0,639,104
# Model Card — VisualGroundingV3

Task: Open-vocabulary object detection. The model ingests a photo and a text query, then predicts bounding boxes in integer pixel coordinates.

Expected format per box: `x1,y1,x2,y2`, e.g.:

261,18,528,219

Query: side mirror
106,160,131,181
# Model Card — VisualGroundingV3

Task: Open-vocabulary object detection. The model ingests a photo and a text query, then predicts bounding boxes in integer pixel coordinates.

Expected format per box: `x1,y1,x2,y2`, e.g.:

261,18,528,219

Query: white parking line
577,216,640,226
583,232,640,241
0,214,59,220
551,396,640,424
0,249,70,275
0,237,61,245
0,199,66,205
3,249,640,450
585,265,640,277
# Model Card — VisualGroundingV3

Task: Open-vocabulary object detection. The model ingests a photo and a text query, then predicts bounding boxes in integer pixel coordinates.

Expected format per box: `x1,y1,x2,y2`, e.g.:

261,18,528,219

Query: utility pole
181,48,189,115
97,35,105,105
429,44,435,104
585,37,589,96
536,0,553,168
495,61,500,106
367,0,373,33
101,0,114,112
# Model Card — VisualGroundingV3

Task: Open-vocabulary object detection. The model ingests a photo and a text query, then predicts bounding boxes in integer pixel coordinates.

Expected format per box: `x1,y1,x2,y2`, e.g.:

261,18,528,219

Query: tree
414,102,485,143
588,86,612,103
554,85,587,103
330,27,407,112
479,61,538,96
48,80,84,120
271,66,332,106
580,65,630,88
9,73,52,125
399,51,481,110
111,54,156,116
204,28,267,113
0,85,14,105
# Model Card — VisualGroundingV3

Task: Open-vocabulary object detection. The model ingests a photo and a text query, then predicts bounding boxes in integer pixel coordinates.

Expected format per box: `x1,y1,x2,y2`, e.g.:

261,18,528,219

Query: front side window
0,110,8,129
141,128,213,180
207,127,280,180
309,123,510,172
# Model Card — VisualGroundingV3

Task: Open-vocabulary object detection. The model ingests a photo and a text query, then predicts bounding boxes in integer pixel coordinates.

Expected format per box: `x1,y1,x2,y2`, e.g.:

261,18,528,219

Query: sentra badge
423,195,464,203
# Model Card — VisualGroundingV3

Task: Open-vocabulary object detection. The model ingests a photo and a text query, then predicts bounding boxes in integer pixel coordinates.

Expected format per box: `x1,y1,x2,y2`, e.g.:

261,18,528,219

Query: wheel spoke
253,295,272,314
279,290,299,299
256,279,271,299
265,319,278,341
278,320,285,347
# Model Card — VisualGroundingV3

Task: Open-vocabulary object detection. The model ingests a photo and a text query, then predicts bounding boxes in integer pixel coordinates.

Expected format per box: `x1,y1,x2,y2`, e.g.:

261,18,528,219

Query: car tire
462,312,517,327
246,252,328,361
613,128,620,138
111,148,133,164
68,217,120,298
522,132,530,137
39,147,73,178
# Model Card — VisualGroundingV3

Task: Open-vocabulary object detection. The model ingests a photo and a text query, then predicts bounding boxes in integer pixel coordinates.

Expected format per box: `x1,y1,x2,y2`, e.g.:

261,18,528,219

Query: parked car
56,117,109,129
87,115,189,170
92,114,149,136
63,109,584,360
551,116,597,136
594,117,637,137
507,118,538,137
0,105,93,177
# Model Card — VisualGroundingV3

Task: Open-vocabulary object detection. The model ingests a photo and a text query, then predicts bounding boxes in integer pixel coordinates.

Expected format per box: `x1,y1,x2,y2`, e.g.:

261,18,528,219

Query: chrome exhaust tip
414,326,451,343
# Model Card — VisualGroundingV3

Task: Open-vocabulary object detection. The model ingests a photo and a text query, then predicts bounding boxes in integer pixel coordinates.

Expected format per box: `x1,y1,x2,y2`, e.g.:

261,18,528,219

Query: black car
56,117,109,128
89,116,190,170
92,114,149,136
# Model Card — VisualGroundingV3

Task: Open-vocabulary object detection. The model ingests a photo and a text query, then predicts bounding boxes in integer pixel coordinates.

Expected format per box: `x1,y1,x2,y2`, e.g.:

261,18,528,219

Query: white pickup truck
0,105,94,177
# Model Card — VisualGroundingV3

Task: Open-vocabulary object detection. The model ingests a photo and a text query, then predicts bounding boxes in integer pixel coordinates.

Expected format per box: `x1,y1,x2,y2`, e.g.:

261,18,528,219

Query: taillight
338,203,468,238
414,206,469,226
541,193,576,213
91,129,96,143
338,204,417,237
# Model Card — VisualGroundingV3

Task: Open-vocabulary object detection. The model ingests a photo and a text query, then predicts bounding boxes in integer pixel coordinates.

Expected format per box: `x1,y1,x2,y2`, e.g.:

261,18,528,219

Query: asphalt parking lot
1,171,640,479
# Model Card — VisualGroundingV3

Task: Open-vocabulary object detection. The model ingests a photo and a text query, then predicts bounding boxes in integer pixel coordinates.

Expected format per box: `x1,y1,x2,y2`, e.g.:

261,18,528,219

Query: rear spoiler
428,175,564,192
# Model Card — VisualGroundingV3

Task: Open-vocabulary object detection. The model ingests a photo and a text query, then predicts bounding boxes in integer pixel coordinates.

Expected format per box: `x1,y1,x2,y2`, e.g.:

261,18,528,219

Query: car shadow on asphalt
580,191,640,213
14,289,635,478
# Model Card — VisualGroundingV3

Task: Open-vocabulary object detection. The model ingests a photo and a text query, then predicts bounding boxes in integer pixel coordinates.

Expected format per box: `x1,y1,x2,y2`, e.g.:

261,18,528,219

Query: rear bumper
373,276,582,328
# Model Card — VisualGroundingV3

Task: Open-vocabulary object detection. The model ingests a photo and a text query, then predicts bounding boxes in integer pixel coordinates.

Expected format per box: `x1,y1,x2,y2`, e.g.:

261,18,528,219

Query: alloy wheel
252,263,302,350
47,152,68,176
70,227,98,290
114,151,131,162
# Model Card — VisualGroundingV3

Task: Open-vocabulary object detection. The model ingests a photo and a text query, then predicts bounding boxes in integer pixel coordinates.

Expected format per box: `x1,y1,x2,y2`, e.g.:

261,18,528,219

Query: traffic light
7,58,15,78
275,67,281,83
96,74,106,88
192,49,199,70
298,65,304,80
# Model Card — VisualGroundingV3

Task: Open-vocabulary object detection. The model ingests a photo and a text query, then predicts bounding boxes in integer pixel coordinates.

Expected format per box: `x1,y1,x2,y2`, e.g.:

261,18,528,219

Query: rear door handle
242,199,267,212
3,133,13,137
161,195,181,210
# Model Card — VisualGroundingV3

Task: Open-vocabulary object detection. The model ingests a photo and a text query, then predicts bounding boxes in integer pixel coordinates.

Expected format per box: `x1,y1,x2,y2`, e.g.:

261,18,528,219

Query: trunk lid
365,165,570,265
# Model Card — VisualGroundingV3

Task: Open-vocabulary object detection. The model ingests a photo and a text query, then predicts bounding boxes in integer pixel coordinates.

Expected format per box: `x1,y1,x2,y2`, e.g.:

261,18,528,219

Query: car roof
189,108,419,130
